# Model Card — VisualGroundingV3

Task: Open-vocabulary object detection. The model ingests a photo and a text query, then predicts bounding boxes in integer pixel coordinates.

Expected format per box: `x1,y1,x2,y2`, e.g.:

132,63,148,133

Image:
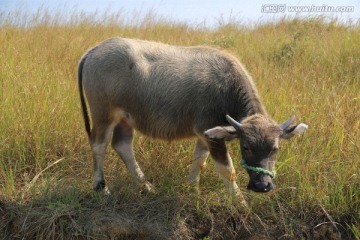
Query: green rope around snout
240,160,276,178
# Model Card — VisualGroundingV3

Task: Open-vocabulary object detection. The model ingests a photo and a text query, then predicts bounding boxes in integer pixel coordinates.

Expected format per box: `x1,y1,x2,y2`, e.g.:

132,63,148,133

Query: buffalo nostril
254,181,267,190
254,182,273,192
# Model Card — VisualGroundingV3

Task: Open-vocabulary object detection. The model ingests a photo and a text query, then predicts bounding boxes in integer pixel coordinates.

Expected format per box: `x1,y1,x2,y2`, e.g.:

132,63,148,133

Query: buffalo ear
281,123,308,139
204,126,238,141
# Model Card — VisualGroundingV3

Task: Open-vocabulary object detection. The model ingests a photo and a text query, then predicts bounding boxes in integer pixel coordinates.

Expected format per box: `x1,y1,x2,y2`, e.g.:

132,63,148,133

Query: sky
0,0,359,27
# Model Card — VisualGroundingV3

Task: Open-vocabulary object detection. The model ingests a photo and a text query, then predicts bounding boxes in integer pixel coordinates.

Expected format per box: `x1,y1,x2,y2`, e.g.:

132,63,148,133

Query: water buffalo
78,38,308,197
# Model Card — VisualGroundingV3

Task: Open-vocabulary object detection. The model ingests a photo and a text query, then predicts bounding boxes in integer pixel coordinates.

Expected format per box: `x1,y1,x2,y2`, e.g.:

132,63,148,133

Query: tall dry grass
0,9,359,239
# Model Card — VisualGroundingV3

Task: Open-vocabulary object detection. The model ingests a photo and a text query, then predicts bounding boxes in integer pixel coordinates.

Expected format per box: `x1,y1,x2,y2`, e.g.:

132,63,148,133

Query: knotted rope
240,159,276,178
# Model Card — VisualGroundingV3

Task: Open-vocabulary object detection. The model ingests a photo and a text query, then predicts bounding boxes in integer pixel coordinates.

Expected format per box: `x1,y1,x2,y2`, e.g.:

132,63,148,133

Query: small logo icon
262,4,286,13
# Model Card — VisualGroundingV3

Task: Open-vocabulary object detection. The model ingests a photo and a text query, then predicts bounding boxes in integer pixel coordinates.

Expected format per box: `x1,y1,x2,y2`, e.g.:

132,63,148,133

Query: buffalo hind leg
90,123,114,195
188,138,209,191
111,121,154,192
208,139,246,203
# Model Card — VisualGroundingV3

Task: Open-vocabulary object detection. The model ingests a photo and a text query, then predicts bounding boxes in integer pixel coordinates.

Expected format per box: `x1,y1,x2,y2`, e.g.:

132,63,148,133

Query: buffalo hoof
144,181,156,193
94,181,111,196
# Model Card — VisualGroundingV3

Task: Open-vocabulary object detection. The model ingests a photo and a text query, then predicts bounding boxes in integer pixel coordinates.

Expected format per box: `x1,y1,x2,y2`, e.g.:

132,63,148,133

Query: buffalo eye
242,144,252,154
269,146,279,155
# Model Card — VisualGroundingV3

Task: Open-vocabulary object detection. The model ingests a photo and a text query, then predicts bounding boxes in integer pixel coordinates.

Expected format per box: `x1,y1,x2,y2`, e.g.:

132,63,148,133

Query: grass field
0,10,359,239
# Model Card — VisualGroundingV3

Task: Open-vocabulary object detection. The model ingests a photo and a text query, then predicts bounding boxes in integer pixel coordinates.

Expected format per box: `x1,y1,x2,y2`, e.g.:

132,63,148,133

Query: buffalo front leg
188,138,209,190
208,139,246,203
111,121,154,192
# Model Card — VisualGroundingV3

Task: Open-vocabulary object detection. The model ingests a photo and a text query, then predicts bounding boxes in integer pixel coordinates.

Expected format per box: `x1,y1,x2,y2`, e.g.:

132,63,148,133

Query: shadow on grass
0,180,355,240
